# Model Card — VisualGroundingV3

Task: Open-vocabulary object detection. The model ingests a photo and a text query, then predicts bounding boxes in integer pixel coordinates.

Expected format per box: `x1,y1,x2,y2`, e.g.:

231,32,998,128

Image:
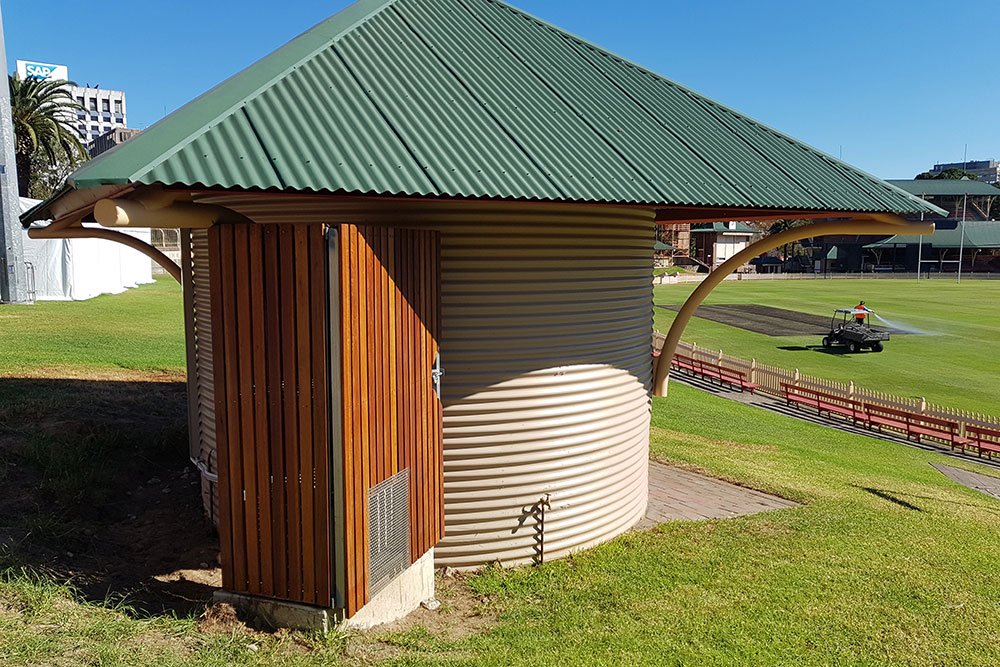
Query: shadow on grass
854,485,923,512
0,377,219,619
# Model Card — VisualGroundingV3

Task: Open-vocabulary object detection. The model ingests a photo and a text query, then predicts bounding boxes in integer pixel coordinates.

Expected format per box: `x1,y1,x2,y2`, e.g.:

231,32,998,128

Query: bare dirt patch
374,571,498,642
196,602,243,634
6,366,187,383
0,375,220,618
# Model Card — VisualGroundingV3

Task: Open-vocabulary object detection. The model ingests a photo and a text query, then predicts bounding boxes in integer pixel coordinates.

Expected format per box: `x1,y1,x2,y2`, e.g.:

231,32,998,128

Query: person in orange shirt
854,300,869,325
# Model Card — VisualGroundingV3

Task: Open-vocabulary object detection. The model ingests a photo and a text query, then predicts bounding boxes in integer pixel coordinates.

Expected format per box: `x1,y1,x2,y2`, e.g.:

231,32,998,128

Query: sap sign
15,60,69,82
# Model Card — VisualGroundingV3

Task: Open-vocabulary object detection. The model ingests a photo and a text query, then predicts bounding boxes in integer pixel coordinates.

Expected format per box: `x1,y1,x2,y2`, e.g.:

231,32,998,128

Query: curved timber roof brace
652,214,934,397
27,192,255,284
28,216,184,283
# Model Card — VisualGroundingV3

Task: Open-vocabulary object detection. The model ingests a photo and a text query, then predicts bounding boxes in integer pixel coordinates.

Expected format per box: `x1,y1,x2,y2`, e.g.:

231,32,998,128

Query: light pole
0,1,29,304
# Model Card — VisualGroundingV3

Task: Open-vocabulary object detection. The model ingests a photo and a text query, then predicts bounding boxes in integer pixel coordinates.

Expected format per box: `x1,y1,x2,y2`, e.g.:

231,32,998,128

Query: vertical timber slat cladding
309,228,331,606
247,232,274,597
335,224,443,615
278,225,303,601
194,197,653,570
262,225,289,598
209,223,331,607
233,225,261,593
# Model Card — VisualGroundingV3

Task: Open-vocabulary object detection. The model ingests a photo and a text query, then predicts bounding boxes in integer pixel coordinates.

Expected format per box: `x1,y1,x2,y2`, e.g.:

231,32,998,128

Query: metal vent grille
368,468,410,597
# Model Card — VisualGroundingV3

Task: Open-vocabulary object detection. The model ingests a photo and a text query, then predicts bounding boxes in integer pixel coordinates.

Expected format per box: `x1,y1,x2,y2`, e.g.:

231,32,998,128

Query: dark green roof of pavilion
886,180,1000,198
865,221,1000,249
24,0,944,223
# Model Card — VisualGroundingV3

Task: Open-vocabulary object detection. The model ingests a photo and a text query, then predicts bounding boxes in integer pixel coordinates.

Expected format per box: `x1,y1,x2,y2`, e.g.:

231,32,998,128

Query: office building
88,127,141,157
15,60,128,142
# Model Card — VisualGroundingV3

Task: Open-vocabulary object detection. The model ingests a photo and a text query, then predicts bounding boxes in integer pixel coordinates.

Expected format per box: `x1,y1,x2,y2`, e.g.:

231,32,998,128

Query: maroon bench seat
966,425,1000,459
863,403,971,449
781,383,865,424
673,354,759,393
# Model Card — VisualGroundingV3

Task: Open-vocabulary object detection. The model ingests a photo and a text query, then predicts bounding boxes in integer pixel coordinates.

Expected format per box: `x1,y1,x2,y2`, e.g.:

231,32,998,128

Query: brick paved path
636,460,798,530
931,463,1000,500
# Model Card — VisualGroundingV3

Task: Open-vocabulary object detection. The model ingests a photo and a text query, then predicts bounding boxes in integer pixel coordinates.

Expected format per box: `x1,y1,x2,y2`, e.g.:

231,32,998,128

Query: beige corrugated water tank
192,197,655,568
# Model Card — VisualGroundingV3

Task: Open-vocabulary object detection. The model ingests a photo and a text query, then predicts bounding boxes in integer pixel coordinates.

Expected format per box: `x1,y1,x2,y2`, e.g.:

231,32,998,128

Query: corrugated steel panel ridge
37,0,938,217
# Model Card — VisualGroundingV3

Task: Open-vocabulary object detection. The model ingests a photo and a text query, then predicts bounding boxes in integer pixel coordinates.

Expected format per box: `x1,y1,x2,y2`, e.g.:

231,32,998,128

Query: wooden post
848,381,855,400
793,368,800,387
749,358,757,384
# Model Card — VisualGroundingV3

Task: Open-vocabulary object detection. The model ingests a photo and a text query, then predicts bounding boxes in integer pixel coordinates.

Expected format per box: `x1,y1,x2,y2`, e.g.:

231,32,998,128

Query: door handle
431,352,444,400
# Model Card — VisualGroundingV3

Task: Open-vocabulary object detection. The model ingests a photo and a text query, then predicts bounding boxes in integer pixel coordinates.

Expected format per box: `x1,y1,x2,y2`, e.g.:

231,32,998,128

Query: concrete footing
214,589,336,633
344,547,435,630
213,548,436,631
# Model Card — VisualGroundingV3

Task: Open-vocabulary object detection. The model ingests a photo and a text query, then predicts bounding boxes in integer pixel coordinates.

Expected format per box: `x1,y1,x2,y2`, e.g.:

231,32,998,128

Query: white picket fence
656,336,1000,436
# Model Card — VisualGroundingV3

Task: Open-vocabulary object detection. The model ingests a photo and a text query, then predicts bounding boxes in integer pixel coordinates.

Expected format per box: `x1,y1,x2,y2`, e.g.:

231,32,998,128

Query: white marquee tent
19,197,153,301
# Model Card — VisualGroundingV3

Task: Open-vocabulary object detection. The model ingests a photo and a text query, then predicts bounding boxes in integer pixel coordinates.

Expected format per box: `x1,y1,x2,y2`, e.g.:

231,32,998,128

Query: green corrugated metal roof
690,222,758,234
865,221,1000,249
886,179,1000,197
24,0,944,222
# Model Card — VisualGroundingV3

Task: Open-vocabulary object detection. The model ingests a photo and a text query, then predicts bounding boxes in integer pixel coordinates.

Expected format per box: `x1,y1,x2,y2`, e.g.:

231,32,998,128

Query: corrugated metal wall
192,196,654,568
185,229,219,525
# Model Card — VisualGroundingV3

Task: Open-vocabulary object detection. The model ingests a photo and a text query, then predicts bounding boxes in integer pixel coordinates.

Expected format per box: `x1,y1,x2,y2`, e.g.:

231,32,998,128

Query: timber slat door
335,224,444,617
210,223,331,607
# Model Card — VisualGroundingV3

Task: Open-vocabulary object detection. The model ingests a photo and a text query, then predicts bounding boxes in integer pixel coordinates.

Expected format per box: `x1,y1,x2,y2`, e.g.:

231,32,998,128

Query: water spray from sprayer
870,312,939,336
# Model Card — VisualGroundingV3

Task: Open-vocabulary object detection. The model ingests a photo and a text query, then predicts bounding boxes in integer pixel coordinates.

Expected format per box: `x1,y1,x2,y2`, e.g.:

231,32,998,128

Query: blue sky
5,0,998,179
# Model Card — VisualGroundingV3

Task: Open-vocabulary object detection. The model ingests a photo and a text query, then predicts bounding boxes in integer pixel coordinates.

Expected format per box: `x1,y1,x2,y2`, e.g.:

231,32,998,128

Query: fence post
750,358,757,384
919,397,926,414
717,348,724,366
848,381,855,400
793,368,800,388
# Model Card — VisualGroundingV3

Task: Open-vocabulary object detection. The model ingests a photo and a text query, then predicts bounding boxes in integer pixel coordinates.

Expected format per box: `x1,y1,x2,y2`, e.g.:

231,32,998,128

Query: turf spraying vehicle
822,308,890,353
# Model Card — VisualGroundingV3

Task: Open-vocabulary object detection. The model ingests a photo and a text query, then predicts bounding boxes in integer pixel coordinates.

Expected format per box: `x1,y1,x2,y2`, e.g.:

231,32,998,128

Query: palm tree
9,74,87,196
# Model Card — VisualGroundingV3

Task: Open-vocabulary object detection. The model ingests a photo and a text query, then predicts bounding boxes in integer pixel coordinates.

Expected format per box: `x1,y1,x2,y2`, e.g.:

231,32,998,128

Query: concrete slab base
213,589,336,633
344,547,435,630
212,548,436,632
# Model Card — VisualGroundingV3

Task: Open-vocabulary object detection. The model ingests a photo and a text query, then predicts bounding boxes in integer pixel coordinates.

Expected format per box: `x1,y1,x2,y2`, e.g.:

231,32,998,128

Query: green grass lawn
424,387,1000,665
4,278,1000,664
0,276,186,376
654,279,1000,414
653,266,691,277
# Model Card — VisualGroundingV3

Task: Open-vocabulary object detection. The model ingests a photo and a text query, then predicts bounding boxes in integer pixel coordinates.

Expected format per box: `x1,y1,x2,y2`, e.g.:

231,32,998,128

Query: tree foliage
762,219,811,259
915,167,980,181
27,147,83,200
9,74,88,196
